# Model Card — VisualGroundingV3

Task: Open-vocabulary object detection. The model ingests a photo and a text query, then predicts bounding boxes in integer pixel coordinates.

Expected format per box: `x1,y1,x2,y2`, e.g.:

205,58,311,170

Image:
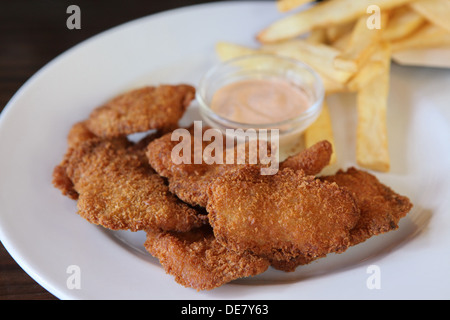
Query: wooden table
0,0,257,300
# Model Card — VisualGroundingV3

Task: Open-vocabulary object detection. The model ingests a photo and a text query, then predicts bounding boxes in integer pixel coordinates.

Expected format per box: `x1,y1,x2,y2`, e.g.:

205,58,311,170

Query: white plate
1,1,450,300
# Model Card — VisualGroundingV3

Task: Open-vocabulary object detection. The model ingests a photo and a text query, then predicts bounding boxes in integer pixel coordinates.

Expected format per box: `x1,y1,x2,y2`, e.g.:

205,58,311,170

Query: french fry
356,42,391,172
347,41,391,92
276,0,314,13
304,99,337,165
262,39,355,83
250,0,450,172
347,60,384,92
331,32,351,51
382,6,425,41
326,21,356,44
306,28,328,44
410,0,450,33
390,23,450,52
321,75,348,94
334,13,389,73
257,0,420,43
215,42,258,61
215,41,348,94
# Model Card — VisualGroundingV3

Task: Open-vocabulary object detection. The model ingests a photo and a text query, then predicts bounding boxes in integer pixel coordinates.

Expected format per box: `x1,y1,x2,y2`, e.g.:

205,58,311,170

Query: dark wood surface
0,0,270,300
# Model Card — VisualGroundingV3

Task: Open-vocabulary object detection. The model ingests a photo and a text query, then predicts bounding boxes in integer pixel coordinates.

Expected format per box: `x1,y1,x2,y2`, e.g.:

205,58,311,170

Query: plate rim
1,0,450,300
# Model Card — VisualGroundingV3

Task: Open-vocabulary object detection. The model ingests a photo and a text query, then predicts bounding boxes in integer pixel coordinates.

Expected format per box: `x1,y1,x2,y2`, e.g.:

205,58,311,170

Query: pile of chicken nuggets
53,84,413,291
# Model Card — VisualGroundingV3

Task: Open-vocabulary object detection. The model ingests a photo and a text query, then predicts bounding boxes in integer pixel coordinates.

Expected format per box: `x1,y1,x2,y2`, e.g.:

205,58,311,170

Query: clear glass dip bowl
196,54,324,158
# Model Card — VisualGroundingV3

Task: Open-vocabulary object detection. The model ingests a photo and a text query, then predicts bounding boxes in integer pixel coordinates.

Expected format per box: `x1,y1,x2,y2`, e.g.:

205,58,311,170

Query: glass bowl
196,54,324,158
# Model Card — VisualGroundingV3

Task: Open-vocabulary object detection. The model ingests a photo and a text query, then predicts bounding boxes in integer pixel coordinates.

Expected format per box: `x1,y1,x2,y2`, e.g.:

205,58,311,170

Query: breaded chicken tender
66,121,99,148
86,84,195,138
147,125,333,207
280,140,333,175
322,167,413,246
271,167,413,272
55,137,206,232
52,163,79,200
53,121,102,200
144,226,270,291
146,126,235,207
207,166,360,262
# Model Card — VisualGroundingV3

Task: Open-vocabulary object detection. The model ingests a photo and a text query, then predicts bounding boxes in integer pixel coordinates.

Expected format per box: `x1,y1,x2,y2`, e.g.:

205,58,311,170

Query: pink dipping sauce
210,78,311,125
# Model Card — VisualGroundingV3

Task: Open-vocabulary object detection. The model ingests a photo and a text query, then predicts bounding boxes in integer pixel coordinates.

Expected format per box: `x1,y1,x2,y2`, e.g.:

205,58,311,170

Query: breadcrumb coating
144,226,270,291
207,166,360,262
86,84,195,138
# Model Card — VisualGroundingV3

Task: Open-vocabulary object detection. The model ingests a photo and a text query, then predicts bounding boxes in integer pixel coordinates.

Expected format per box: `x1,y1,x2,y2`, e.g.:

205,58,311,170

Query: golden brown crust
146,127,240,207
53,121,100,200
86,85,195,138
269,254,320,272
144,226,270,291
322,167,413,245
207,166,360,262
52,163,79,200
280,140,333,175
67,121,98,148
61,138,206,232
272,167,413,272
147,128,333,208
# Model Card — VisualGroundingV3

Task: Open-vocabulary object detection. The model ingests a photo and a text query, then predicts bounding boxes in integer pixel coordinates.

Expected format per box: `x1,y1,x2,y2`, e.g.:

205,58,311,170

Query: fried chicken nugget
53,121,102,200
207,166,360,262
280,140,333,175
57,137,206,232
144,226,270,291
66,121,99,148
53,162,79,200
86,84,195,138
269,255,315,272
271,167,413,272
322,167,413,246
146,126,236,207
147,124,333,207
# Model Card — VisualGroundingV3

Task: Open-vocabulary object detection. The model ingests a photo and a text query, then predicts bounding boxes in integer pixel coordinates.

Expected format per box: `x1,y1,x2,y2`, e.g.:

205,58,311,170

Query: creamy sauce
210,78,310,124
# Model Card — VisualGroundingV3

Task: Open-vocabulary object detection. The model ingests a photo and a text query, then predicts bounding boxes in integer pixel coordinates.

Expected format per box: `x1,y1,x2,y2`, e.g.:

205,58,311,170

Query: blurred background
0,0,272,300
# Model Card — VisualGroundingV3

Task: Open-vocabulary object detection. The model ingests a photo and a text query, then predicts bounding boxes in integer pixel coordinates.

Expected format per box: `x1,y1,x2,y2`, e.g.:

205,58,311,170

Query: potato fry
382,5,425,41
331,32,351,51
356,42,391,172
216,42,346,93
321,74,348,94
306,28,328,44
215,42,296,71
410,0,450,33
390,23,450,52
326,21,356,44
304,99,337,165
347,42,391,91
277,0,314,13
215,42,258,61
347,60,384,92
262,39,355,83
334,13,389,73
257,0,420,43
247,0,450,172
